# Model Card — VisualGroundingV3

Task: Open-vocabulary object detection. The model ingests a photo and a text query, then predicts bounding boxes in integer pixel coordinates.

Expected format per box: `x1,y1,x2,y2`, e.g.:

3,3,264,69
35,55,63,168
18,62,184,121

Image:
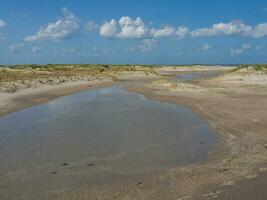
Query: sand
0,66,267,199
127,68,267,199
0,69,160,117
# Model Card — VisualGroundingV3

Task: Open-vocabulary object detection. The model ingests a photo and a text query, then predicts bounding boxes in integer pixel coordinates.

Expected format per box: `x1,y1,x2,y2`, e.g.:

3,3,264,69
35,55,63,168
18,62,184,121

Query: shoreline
126,72,267,199
0,79,116,117
1,66,266,199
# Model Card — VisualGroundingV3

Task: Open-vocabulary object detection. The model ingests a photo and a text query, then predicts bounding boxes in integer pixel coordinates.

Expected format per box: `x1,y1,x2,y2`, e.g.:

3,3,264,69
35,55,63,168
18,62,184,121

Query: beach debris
220,181,236,187
218,168,229,172
62,162,69,166
203,190,221,198
177,196,191,200
136,181,145,187
246,174,258,179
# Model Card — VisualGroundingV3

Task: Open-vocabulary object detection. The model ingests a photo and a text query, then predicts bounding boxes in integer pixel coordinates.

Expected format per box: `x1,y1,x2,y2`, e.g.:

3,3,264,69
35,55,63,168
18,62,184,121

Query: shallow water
0,86,217,198
176,71,221,81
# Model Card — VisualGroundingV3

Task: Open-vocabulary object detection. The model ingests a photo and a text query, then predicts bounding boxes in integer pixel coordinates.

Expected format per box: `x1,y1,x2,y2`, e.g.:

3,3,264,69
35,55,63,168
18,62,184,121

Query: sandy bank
126,69,267,199
0,66,160,117
1,65,266,199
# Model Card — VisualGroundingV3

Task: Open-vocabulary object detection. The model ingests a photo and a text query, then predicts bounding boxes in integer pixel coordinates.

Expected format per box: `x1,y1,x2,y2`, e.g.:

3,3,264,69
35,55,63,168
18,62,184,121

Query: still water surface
0,86,217,198
0,86,217,170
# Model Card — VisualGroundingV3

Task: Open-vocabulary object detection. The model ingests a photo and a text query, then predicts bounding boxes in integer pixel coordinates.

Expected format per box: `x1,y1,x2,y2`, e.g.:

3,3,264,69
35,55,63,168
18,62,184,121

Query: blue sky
0,0,267,64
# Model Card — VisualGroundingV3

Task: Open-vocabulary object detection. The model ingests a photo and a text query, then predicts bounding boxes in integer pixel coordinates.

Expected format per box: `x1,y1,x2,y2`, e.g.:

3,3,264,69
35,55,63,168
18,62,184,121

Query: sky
0,0,267,65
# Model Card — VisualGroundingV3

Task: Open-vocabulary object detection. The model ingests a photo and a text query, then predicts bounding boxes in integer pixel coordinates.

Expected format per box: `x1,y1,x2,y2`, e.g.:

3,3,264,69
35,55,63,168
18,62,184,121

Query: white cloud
99,16,190,39
247,23,267,38
84,21,98,32
138,39,157,52
192,21,252,37
117,17,149,38
151,26,176,38
202,44,213,51
24,8,79,42
9,43,25,54
150,26,189,38
191,21,267,38
175,27,190,38
99,19,117,37
0,19,6,28
99,17,267,40
230,44,251,56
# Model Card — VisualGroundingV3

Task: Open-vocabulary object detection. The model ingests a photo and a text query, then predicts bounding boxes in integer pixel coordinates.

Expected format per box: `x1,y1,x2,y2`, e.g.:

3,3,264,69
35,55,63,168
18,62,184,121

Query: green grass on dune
0,64,159,85
230,64,267,73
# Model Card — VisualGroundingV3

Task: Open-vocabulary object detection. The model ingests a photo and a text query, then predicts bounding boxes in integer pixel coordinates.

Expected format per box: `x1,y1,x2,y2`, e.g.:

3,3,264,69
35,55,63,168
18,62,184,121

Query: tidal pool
0,86,217,198
176,71,222,81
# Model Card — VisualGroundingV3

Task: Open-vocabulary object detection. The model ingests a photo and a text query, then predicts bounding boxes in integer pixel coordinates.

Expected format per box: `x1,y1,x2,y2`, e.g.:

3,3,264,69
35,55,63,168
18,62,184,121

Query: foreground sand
0,65,266,199
127,68,267,199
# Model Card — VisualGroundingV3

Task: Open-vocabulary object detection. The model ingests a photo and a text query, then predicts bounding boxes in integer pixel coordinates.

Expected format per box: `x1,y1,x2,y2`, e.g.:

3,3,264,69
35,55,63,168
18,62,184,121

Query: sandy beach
0,65,267,199
127,66,267,199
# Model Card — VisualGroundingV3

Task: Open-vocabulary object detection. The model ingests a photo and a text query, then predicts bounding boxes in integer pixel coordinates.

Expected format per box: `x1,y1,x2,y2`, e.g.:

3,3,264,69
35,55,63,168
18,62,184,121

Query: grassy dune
229,64,267,73
0,64,159,92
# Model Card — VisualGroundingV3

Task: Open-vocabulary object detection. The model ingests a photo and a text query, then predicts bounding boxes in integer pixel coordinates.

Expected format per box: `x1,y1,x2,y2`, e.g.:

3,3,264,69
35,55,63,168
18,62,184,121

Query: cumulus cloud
191,21,267,38
175,27,190,38
138,39,157,52
202,44,213,51
99,16,190,39
84,21,98,32
99,19,117,37
230,44,251,56
24,8,79,42
151,26,190,38
151,26,176,38
21,12,267,43
117,16,149,38
99,17,267,40
0,19,6,28
247,23,267,38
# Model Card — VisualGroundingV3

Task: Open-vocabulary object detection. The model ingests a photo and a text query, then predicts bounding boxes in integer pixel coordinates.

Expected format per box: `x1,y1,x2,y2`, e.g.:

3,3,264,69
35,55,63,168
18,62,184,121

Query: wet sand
0,67,266,199
127,70,267,199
